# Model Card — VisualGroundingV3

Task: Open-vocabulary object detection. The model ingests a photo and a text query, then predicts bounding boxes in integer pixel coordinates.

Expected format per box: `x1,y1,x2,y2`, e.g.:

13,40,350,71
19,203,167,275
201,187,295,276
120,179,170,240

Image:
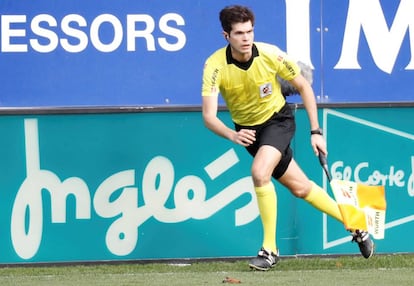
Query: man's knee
251,166,272,186
290,181,312,198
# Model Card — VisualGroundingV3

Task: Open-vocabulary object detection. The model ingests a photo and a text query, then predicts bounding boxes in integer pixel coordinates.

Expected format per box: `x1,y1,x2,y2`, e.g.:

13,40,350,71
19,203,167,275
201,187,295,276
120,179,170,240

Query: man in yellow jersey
201,5,374,271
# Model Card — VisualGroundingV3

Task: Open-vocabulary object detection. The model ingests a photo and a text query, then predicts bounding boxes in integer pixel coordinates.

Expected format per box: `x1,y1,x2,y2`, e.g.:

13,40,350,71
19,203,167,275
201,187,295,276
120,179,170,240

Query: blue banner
0,0,413,107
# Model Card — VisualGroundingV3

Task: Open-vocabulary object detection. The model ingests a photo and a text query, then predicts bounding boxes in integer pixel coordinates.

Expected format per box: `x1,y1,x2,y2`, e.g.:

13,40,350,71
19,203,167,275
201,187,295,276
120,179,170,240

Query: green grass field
0,254,413,286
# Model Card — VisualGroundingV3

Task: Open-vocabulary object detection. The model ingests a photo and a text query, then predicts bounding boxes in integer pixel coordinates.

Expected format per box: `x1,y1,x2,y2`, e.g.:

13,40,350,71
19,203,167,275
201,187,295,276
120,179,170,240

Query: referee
201,5,374,271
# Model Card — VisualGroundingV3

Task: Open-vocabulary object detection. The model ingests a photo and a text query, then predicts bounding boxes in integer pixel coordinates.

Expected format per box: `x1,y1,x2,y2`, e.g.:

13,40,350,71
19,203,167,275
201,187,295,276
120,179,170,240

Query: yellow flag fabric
330,179,386,239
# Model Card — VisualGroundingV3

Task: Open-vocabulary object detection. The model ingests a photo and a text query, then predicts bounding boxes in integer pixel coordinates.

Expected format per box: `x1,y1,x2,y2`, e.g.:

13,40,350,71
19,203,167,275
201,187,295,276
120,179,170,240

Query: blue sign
0,0,413,107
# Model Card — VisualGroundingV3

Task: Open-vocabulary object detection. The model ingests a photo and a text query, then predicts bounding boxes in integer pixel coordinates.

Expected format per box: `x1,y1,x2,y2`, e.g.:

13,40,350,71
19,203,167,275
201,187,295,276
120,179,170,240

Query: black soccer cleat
249,247,279,271
352,230,374,259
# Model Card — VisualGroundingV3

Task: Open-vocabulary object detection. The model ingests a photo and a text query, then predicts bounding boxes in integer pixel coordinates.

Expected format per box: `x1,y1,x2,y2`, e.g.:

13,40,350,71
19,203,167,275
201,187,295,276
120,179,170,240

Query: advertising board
0,106,412,263
1,0,412,107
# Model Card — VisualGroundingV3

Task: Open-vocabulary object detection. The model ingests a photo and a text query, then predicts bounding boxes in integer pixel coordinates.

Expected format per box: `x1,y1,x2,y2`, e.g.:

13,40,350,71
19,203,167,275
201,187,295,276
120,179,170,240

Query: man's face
227,21,254,59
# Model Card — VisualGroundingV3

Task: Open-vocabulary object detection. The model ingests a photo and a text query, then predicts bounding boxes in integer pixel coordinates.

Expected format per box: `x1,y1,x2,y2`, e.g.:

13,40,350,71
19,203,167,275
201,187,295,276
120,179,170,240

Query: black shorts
234,103,296,179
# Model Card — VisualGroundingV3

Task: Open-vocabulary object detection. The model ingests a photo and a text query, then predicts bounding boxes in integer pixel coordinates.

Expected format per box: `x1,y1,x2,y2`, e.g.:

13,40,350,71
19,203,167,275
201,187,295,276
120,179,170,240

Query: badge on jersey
259,83,272,98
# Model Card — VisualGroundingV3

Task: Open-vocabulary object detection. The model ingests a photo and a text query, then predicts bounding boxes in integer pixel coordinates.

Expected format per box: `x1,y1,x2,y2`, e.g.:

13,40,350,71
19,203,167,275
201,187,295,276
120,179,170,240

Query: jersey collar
226,43,259,70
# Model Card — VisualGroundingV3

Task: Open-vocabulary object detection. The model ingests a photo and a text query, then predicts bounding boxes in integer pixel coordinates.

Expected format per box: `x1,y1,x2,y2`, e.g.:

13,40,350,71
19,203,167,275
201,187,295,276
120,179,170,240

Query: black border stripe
0,102,412,115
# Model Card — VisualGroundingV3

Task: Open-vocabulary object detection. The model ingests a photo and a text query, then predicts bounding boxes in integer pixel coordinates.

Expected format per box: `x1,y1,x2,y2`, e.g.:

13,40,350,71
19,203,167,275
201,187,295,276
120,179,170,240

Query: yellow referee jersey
202,42,300,126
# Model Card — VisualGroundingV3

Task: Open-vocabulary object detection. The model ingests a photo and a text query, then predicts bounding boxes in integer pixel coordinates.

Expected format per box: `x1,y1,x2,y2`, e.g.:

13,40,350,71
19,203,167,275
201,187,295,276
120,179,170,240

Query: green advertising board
0,105,412,264
294,105,414,255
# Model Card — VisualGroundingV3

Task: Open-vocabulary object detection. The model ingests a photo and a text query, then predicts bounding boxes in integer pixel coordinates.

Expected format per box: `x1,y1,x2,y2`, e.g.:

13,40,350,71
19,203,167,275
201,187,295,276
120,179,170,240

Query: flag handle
317,148,332,182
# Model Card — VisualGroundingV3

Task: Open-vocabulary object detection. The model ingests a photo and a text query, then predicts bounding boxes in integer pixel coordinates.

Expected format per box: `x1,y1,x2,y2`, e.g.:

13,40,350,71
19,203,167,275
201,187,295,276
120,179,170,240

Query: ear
222,32,229,40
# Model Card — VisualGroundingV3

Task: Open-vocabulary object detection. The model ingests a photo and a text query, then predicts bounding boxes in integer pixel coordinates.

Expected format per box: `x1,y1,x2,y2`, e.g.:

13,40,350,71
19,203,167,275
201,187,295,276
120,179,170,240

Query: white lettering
354,162,369,183
30,14,59,53
1,15,28,52
127,14,156,51
93,170,138,256
331,161,352,181
11,119,91,259
335,0,414,73
331,160,408,191
158,13,186,52
1,13,186,53
408,156,414,196
285,0,313,67
90,14,123,53
11,119,258,259
60,14,88,53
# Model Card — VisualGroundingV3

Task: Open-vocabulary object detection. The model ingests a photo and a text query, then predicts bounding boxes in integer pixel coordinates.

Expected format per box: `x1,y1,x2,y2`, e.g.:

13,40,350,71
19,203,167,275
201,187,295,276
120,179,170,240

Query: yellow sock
255,183,277,253
304,181,343,222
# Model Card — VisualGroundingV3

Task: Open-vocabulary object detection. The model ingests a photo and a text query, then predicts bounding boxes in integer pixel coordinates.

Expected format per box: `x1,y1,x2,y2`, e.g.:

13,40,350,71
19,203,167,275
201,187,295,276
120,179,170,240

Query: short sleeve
275,53,300,81
201,56,222,97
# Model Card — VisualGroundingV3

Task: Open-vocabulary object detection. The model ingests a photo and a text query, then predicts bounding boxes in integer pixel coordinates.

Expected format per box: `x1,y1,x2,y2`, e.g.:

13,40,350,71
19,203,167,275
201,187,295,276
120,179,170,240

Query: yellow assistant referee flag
330,179,386,239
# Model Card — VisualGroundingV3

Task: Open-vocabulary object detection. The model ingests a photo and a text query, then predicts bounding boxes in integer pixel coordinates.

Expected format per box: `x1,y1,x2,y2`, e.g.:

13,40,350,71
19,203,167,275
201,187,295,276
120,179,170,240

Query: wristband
310,128,323,135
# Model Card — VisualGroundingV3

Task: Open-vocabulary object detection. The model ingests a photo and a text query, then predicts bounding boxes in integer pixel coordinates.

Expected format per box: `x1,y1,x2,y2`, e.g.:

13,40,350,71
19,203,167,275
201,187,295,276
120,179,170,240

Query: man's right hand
232,129,256,146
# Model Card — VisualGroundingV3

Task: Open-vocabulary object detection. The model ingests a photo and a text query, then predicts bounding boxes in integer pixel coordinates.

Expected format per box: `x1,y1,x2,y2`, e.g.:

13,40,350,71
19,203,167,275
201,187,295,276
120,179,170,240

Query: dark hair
219,5,255,34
